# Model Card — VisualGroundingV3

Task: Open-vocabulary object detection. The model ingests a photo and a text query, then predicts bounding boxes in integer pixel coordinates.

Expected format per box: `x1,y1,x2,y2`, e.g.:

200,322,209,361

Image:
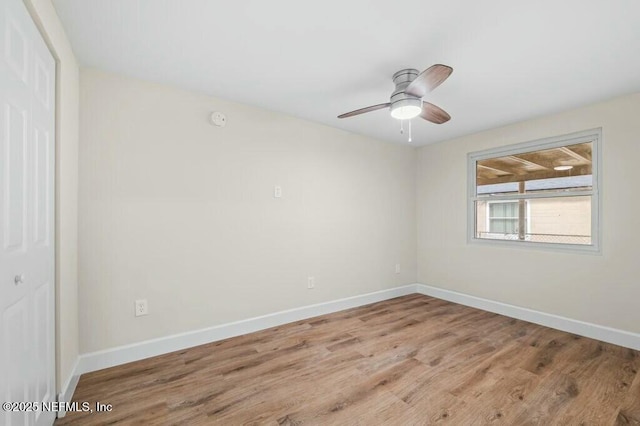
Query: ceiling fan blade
405,64,453,98
338,103,390,119
420,102,451,124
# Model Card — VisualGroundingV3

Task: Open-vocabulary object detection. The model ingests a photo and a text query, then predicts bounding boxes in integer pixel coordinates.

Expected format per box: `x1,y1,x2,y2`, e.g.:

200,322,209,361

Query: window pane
476,142,592,195
528,196,591,244
489,202,518,219
477,182,519,195
476,196,591,245
480,201,521,239
489,218,519,234
489,203,503,217
525,175,592,192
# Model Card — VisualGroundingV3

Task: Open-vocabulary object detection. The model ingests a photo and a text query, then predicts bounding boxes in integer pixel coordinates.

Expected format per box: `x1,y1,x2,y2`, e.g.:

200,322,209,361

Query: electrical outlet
307,276,315,289
274,185,282,198
395,263,401,274
135,299,148,317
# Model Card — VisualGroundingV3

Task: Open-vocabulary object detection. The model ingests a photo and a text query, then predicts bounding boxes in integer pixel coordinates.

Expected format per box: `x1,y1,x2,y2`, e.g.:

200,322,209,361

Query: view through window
469,131,600,249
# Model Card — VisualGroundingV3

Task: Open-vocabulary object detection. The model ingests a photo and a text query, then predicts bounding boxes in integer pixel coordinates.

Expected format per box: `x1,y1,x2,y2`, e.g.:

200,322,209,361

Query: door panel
4,102,27,251
4,15,28,83
33,281,52,425
3,298,30,426
33,126,50,246
1,0,56,424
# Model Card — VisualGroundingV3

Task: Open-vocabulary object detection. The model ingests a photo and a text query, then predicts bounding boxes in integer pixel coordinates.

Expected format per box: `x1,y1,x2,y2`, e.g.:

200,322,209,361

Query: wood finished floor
56,294,640,425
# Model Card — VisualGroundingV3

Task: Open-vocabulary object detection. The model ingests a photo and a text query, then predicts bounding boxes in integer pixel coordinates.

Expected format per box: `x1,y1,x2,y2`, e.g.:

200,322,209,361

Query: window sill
467,236,602,255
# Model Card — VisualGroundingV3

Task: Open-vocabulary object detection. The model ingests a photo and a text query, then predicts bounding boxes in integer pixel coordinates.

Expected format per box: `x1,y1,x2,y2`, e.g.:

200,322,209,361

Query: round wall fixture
210,112,227,127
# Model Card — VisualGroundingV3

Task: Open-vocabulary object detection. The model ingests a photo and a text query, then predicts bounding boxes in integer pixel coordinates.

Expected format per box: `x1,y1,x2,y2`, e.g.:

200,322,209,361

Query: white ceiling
53,0,640,146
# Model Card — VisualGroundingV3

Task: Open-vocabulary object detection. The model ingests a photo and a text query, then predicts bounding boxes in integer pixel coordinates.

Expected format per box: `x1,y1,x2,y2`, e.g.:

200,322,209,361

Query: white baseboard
416,283,640,351
78,284,418,374
56,357,81,418
75,282,640,378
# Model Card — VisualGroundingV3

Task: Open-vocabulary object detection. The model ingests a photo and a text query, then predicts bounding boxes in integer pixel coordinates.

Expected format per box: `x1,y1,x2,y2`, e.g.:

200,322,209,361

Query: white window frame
467,128,602,254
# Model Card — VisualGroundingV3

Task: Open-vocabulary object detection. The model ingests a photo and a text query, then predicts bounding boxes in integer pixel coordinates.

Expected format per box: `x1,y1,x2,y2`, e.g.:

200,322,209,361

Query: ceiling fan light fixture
390,98,422,120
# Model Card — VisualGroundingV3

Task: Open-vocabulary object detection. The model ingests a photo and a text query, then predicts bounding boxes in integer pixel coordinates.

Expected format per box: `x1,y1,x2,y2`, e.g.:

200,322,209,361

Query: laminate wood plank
389,378,468,425
510,372,581,424
412,334,497,373
447,342,531,398
390,341,501,411
273,358,423,425
353,321,456,363
468,316,540,347
252,317,365,354
616,371,640,425
207,349,370,423
56,295,640,425
555,355,639,424
520,331,578,376
462,367,541,425
216,359,367,424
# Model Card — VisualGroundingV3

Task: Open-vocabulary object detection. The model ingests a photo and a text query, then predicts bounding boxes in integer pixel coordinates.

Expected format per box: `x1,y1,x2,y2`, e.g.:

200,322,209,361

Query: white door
0,0,56,424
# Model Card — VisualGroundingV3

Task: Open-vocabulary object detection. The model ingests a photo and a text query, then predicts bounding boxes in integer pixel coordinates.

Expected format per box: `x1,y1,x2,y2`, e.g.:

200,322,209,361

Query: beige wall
24,0,79,393
417,93,640,333
78,69,417,353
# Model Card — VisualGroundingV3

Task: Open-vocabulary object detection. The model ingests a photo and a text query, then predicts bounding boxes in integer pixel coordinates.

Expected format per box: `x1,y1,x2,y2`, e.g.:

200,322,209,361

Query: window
468,129,601,252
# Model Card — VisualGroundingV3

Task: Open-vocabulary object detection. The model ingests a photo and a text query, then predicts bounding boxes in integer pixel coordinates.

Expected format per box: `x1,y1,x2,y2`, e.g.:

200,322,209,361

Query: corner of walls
56,356,80,418
416,283,640,351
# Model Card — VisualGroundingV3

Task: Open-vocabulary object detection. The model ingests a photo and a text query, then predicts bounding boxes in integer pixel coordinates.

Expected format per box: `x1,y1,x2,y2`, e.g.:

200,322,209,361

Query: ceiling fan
337,64,453,124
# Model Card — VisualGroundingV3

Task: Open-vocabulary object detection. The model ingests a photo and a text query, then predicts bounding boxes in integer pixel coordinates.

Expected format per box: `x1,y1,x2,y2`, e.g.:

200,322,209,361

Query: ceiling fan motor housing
390,69,422,118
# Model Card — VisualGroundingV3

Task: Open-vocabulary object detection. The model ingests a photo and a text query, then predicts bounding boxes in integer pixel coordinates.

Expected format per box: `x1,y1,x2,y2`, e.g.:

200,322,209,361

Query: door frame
22,0,60,408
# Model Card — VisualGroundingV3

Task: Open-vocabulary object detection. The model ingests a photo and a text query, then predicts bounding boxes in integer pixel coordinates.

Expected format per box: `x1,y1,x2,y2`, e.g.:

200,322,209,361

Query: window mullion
474,190,593,202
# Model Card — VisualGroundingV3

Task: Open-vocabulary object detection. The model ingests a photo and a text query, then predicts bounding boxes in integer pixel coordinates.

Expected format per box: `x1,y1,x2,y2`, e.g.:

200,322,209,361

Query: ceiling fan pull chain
408,119,412,143
400,119,404,134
